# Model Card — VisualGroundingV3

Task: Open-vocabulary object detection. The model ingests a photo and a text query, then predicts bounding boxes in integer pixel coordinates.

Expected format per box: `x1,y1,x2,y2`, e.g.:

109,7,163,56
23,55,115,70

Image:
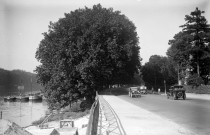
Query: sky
0,0,210,73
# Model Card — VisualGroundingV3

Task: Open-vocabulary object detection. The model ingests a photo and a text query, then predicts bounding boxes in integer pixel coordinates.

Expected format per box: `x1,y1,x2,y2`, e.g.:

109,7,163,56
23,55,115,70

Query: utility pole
164,80,166,95
154,69,157,91
177,64,180,84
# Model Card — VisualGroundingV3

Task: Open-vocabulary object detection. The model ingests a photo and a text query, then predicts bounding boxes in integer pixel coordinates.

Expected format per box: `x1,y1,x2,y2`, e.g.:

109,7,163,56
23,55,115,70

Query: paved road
106,88,210,135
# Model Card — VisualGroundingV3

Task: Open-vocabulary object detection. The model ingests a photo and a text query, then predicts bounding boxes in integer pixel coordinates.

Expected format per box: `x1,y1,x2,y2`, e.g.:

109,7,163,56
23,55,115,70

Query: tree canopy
35,4,141,109
141,55,177,91
167,7,210,85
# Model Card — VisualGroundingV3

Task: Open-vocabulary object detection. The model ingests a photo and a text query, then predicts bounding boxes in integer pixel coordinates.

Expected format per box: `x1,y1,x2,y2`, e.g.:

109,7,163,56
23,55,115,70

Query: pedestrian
158,88,160,94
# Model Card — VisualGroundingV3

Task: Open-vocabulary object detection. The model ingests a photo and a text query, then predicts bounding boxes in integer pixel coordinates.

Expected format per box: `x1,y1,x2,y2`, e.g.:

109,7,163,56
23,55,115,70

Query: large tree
167,31,192,83
168,7,210,85
141,55,177,91
35,4,141,109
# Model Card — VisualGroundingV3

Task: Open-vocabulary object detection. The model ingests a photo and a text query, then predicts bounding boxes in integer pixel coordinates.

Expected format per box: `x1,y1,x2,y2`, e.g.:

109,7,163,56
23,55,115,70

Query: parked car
129,87,141,98
167,85,186,100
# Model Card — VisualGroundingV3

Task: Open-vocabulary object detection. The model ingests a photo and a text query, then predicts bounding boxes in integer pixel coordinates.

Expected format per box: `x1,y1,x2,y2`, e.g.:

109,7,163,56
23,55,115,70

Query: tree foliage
35,4,141,109
141,55,177,91
168,7,210,85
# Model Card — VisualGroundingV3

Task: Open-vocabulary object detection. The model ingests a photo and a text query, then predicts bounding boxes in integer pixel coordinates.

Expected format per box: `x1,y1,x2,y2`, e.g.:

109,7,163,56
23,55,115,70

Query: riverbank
1,103,90,135
25,114,89,135
0,114,89,135
25,99,91,135
0,99,48,127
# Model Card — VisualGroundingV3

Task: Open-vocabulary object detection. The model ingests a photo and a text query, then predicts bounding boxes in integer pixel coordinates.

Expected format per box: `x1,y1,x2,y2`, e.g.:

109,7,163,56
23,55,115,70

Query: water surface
0,98,48,127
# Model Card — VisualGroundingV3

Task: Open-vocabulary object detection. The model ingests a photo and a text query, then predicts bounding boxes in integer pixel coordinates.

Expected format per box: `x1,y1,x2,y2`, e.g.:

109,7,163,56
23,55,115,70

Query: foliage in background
187,74,204,87
35,4,141,109
168,7,210,85
0,68,42,96
184,85,210,94
141,55,177,91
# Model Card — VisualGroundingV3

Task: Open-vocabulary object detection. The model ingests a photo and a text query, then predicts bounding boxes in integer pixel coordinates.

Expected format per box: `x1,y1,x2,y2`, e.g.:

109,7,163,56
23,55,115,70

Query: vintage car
129,87,141,98
167,85,186,100
139,85,147,94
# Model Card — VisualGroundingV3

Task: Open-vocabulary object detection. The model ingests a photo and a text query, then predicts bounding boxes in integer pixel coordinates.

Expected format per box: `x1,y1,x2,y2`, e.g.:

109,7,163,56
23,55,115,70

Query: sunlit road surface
106,88,210,135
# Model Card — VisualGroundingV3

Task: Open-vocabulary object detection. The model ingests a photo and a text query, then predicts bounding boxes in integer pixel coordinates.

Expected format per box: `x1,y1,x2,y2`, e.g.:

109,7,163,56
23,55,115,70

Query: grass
32,100,90,126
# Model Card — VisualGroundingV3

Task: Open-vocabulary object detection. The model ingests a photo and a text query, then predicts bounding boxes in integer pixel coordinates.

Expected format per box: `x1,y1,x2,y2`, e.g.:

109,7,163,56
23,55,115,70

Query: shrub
32,116,46,125
80,100,92,111
187,74,204,87
31,101,90,126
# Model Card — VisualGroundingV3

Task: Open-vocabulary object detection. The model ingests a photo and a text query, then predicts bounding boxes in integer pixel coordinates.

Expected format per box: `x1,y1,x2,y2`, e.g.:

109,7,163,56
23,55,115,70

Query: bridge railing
86,91,100,135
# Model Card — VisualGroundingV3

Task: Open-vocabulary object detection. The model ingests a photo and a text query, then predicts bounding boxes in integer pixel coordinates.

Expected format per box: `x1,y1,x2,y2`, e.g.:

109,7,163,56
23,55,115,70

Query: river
0,97,48,127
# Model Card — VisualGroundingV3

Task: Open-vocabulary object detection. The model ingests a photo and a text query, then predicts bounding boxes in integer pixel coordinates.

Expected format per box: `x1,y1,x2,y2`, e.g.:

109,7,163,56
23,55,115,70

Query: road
106,88,210,135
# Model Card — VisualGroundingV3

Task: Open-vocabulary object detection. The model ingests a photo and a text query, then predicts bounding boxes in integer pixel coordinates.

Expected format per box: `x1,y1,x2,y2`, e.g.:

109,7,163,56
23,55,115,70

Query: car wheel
177,92,183,99
183,93,186,100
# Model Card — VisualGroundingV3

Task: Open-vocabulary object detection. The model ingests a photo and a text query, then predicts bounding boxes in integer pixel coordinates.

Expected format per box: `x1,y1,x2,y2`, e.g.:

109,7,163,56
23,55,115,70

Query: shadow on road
99,87,151,98
99,87,129,96
166,97,193,101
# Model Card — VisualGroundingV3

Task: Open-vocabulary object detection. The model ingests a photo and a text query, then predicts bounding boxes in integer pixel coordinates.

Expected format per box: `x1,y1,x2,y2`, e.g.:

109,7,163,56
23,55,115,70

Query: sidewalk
102,95,197,135
186,93,210,101
160,93,210,101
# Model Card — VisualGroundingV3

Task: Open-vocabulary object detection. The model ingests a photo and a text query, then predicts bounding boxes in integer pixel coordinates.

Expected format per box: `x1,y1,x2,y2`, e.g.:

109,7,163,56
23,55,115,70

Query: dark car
167,85,186,100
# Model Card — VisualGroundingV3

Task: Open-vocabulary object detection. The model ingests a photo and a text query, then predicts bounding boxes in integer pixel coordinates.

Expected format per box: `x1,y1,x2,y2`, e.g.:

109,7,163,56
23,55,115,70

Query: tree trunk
69,101,72,108
197,62,200,77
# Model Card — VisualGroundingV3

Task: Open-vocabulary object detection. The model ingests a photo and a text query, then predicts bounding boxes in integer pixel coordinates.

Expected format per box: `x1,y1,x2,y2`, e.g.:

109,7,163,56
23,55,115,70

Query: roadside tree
168,7,210,85
35,4,141,109
141,55,177,91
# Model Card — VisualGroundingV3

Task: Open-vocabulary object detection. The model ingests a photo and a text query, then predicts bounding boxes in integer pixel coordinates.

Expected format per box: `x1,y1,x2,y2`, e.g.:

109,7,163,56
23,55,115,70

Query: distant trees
141,55,177,91
168,7,210,85
0,68,42,96
35,4,141,109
